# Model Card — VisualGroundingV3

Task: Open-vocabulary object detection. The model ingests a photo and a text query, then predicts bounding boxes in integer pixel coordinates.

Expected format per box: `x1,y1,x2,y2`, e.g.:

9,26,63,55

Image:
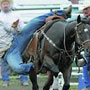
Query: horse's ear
77,15,81,23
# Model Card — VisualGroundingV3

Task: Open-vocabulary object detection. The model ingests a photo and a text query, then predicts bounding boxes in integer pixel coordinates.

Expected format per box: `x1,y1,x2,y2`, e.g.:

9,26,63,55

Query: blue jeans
4,11,65,74
1,60,28,82
19,75,28,83
4,16,45,74
83,65,90,88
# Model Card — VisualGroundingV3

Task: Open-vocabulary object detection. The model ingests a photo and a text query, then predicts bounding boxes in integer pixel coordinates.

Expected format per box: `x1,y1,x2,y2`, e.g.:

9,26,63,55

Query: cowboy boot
64,5,72,18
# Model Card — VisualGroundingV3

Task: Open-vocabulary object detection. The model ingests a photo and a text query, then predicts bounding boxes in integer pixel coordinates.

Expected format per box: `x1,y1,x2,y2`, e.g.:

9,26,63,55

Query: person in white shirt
0,0,29,87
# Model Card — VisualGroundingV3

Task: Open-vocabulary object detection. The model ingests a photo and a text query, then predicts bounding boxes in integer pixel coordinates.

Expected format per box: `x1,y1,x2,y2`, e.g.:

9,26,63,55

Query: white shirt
0,10,24,31
0,10,24,52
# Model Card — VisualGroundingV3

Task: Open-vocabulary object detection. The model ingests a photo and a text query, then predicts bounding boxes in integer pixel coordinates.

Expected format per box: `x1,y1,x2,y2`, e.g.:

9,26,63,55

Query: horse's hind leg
29,66,39,90
62,66,72,90
43,71,53,90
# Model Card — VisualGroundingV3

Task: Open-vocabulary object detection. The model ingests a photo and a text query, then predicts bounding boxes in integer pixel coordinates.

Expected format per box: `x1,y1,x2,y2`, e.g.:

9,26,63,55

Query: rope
63,23,73,62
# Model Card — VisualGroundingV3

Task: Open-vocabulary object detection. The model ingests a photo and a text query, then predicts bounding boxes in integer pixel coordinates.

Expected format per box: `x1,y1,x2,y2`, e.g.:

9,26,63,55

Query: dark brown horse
22,15,90,90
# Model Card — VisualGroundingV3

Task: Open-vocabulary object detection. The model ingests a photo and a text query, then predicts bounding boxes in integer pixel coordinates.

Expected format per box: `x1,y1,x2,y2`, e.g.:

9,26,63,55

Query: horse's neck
69,21,77,28
63,22,76,48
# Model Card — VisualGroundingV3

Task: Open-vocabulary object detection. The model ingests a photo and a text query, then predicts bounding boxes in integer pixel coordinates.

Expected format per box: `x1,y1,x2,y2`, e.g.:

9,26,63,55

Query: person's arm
16,16,24,32
11,13,24,34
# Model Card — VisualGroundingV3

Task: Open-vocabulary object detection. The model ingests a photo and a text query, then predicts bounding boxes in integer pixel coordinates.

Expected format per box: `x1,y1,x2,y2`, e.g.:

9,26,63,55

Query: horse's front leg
62,65,72,90
29,66,39,90
43,71,53,90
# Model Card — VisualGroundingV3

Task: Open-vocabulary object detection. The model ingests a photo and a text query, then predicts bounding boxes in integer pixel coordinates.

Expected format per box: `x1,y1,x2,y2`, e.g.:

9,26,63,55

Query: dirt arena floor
0,75,78,90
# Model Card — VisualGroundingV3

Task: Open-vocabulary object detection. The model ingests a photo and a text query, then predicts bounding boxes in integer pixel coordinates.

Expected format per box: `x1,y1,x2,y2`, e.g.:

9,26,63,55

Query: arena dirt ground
0,75,78,90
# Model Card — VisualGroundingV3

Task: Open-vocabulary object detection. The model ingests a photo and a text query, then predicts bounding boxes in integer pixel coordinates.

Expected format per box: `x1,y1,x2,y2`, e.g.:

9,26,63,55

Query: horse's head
75,15,90,50
74,15,90,67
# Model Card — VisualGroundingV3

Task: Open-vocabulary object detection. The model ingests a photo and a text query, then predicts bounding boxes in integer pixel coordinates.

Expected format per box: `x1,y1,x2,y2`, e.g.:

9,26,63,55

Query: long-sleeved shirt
0,10,24,52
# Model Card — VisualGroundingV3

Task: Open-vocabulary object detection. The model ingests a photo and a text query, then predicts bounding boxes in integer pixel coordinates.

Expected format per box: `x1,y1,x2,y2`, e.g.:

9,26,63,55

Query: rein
63,23,74,62
74,22,84,55
75,22,82,30
75,22,85,48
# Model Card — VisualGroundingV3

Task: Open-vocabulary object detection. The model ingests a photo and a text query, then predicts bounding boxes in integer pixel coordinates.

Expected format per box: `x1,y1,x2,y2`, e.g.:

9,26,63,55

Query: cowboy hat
79,2,90,13
0,0,13,5
82,4,90,11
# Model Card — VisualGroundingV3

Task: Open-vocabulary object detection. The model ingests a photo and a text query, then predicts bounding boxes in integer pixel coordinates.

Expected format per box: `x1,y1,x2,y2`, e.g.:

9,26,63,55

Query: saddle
46,14,65,22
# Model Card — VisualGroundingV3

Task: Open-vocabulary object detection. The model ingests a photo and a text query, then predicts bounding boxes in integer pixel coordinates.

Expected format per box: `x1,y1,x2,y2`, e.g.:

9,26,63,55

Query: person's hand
11,19,19,28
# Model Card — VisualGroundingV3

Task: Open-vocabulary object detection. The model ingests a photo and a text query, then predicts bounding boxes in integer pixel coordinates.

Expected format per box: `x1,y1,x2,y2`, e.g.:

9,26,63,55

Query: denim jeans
1,60,28,82
83,66,90,88
19,75,28,83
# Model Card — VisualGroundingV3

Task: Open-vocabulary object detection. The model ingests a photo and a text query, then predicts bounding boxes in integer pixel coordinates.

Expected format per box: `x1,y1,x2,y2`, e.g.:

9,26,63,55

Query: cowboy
0,0,29,87
2,2,72,88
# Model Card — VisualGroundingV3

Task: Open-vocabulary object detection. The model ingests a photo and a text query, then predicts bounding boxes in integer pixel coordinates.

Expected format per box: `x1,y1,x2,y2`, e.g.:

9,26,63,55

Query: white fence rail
13,4,81,24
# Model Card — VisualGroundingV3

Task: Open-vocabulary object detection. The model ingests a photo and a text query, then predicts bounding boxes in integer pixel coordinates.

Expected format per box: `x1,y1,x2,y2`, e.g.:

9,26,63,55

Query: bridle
74,21,90,68
75,22,90,50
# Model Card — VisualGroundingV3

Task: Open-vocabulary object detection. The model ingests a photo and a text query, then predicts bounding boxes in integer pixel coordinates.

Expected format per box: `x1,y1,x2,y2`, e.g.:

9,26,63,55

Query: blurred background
11,0,89,24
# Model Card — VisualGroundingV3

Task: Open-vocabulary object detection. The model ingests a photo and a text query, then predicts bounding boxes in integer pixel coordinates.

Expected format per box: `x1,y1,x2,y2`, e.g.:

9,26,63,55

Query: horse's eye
84,28,88,32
